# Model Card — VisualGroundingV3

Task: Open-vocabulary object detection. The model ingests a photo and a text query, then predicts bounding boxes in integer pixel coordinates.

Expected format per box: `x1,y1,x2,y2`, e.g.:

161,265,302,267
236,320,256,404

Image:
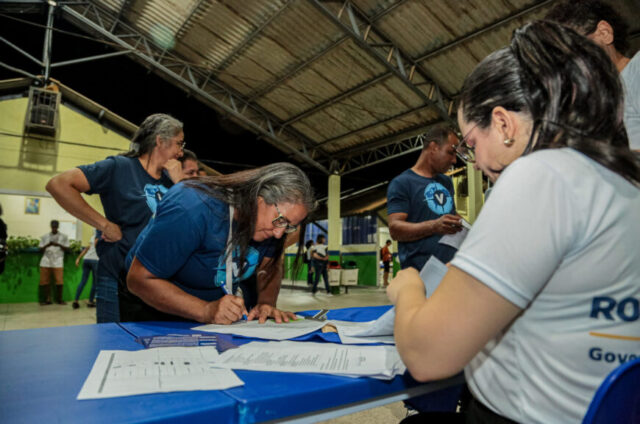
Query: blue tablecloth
0,324,237,423
1,305,462,423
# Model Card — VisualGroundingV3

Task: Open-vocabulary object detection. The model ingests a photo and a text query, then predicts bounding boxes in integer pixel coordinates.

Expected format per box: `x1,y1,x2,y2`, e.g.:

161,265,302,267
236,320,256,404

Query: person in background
390,21,640,423
0,202,7,276
125,163,315,324
311,234,330,296
547,0,640,153
179,149,199,179
305,239,315,286
46,113,185,322
380,239,393,287
387,125,462,271
38,220,70,305
72,231,99,309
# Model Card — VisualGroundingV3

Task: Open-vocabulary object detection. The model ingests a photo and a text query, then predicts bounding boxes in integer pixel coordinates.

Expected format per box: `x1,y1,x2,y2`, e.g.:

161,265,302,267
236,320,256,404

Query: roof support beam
109,0,135,32
213,1,293,74
174,0,208,41
50,49,132,68
282,72,390,126
0,35,43,67
413,0,554,63
245,0,415,104
0,61,39,79
41,1,54,82
340,133,425,175
334,119,445,159
59,2,330,174
315,103,434,149
246,36,350,103
308,0,454,126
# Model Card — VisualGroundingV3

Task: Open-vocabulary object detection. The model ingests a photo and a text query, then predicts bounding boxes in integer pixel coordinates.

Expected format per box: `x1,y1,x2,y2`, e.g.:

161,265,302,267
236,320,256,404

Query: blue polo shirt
387,169,458,269
126,182,277,302
78,155,173,280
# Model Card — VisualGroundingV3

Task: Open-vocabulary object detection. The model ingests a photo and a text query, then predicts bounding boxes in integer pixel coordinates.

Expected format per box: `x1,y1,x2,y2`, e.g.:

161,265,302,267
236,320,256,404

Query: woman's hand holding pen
202,295,248,324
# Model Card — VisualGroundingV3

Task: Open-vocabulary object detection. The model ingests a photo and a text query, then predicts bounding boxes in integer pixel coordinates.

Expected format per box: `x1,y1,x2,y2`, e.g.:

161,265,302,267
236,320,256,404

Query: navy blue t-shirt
387,169,457,269
126,183,278,302
78,155,173,280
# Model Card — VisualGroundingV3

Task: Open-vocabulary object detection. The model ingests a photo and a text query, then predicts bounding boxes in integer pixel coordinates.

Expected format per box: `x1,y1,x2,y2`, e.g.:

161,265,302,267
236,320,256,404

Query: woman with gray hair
46,113,186,323
124,162,315,324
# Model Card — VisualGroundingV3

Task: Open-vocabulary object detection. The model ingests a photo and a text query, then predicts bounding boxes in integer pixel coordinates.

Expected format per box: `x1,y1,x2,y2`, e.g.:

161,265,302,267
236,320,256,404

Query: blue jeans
96,274,120,323
311,260,330,294
75,259,98,302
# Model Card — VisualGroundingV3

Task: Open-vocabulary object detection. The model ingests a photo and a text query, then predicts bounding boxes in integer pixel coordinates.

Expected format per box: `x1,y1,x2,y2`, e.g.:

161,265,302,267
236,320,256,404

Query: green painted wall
0,251,92,303
283,252,398,286
0,94,130,303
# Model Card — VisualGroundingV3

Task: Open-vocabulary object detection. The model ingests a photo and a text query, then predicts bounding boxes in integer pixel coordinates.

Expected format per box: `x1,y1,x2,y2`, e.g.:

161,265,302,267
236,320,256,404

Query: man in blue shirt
387,125,462,270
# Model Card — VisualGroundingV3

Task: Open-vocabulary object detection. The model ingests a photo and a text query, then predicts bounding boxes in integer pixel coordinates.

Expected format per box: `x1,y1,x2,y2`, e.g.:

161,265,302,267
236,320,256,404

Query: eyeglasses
272,204,299,234
176,140,186,150
455,124,478,164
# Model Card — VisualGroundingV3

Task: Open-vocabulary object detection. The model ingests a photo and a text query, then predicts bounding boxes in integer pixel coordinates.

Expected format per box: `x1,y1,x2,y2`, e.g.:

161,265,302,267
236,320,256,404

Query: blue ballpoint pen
220,284,248,321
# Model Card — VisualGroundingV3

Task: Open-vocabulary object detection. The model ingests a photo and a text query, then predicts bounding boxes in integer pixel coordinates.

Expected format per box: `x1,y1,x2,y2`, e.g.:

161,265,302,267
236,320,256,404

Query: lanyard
225,205,234,294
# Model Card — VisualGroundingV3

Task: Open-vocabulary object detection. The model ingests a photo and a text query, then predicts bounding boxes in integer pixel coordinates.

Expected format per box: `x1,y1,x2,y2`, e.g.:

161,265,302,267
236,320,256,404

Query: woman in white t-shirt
389,21,640,423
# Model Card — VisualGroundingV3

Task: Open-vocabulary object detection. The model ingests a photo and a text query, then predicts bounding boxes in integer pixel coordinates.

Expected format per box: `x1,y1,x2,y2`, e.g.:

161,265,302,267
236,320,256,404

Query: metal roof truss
57,1,332,174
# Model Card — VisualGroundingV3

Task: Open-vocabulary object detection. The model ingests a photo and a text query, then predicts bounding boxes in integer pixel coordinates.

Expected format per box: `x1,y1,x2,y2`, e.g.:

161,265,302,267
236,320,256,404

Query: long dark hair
122,113,183,158
185,162,316,280
459,20,640,186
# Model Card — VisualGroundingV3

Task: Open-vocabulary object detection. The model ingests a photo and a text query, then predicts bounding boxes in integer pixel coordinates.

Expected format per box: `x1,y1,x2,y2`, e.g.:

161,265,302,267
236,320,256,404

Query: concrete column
327,173,341,260
466,163,484,224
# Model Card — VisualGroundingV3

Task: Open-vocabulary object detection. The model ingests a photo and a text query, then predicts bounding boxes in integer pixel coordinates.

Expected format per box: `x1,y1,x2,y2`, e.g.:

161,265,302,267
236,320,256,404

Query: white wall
0,192,80,240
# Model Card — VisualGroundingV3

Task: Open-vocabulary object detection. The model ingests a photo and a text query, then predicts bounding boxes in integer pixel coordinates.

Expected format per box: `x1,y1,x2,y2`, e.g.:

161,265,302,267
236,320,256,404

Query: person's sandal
86,301,96,308
72,301,79,309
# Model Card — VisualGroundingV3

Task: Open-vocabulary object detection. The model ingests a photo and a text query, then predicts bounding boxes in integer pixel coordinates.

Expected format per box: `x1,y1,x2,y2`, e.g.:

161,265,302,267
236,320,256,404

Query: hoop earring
503,138,515,146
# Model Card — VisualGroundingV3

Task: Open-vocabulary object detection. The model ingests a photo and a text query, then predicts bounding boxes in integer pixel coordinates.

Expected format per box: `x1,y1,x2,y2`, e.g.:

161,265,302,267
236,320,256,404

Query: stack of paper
193,317,326,340
193,257,449,346
334,310,396,344
213,341,406,380
77,346,243,400
334,256,449,344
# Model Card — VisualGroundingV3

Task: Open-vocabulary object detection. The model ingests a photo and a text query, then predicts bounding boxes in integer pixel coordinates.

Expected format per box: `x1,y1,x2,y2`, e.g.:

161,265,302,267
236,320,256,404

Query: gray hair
253,163,316,213
186,162,316,280
124,113,183,157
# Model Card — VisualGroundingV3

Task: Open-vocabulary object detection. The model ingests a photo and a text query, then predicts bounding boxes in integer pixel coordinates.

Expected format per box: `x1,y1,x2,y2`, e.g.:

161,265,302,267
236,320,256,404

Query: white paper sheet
438,225,469,249
333,319,395,345
419,255,449,297
213,341,406,380
193,317,327,340
337,257,449,343
77,347,243,400
335,310,396,343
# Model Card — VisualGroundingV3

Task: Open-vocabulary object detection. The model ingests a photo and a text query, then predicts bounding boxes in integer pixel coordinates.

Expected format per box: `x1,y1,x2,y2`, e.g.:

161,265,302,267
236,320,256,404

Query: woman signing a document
124,163,315,324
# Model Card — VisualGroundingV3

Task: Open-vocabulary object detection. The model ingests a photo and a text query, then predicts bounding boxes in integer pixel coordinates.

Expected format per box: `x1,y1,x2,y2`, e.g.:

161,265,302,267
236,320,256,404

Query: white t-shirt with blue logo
451,148,640,423
621,51,640,150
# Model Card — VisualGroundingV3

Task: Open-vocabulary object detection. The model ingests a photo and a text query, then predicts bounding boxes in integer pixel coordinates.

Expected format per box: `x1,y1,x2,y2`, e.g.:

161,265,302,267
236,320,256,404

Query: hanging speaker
25,86,60,137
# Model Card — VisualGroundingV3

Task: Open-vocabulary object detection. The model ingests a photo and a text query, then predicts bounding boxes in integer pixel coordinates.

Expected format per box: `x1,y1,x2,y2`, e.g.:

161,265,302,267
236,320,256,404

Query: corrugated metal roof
55,0,640,171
